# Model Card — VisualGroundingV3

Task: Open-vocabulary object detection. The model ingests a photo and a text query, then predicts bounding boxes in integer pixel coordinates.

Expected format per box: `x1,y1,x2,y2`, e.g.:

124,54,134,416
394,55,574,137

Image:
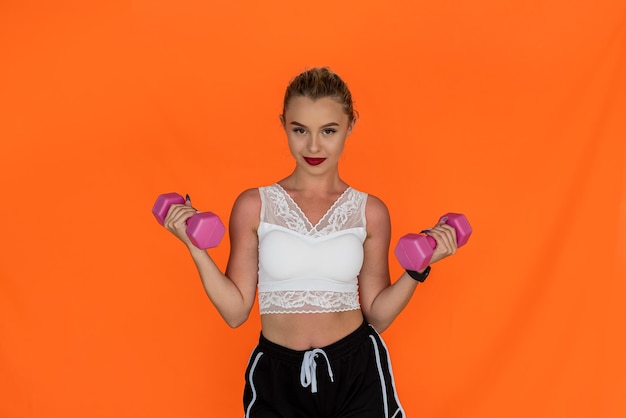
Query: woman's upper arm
358,195,392,316
225,188,260,309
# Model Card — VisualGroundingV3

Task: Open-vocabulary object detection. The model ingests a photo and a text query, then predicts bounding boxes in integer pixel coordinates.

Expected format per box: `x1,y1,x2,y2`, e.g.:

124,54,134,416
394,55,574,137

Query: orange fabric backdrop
1,1,625,417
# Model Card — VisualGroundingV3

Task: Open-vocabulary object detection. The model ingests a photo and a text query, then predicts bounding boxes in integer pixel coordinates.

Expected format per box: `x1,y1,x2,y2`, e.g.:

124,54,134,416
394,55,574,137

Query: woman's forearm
366,273,419,333
187,246,252,328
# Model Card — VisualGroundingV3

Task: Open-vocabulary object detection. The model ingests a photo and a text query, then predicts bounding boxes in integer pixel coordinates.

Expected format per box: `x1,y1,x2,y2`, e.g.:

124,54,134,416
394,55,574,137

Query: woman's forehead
284,96,347,121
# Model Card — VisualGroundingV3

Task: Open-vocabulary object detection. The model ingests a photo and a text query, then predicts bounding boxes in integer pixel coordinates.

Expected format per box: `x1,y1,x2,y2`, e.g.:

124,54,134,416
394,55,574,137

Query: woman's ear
279,114,285,128
347,118,356,136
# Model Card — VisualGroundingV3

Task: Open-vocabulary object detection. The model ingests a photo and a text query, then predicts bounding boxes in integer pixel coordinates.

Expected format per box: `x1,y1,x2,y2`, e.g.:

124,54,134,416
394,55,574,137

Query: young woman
163,67,459,417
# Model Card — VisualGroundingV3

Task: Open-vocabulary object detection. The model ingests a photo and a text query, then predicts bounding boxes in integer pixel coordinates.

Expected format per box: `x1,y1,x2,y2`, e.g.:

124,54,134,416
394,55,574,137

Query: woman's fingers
426,222,458,262
161,194,202,247
439,223,457,253
165,204,196,231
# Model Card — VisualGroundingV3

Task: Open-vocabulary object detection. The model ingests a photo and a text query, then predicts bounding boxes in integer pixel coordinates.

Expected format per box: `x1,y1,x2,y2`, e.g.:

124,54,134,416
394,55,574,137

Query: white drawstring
300,348,334,393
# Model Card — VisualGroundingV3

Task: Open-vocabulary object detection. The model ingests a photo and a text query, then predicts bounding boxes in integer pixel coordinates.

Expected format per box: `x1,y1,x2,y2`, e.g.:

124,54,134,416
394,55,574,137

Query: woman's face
282,96,354,172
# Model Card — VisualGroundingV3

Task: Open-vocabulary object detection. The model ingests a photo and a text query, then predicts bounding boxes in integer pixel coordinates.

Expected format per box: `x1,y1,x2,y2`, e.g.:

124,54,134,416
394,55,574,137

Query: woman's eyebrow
290,121,340,128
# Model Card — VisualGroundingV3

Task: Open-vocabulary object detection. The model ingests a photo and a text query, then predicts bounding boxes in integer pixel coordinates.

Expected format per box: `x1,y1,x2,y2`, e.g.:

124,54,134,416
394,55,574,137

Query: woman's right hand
163,196,198,248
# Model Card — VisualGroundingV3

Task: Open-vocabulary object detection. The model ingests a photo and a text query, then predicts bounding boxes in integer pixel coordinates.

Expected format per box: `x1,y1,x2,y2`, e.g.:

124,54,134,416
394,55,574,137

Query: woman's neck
280,170,347,195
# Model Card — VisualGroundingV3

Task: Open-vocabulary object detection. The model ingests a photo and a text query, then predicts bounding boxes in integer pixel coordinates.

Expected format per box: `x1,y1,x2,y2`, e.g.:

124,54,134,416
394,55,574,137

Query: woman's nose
307,134,321,153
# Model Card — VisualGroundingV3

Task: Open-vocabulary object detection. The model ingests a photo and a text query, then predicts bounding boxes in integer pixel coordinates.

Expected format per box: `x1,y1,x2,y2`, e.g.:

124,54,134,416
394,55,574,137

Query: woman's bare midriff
260,309,365,350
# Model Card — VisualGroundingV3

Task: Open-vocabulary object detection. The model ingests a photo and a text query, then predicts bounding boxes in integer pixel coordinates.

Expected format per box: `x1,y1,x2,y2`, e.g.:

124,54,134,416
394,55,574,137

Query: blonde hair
283,67,357,123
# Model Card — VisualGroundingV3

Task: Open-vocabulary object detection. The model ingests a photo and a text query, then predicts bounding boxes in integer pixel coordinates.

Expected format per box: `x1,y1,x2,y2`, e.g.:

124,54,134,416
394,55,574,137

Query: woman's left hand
424,219,458,265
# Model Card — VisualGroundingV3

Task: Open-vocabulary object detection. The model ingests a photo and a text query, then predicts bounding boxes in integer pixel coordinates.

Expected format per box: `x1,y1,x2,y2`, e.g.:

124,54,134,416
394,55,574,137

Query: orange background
1,1,625,417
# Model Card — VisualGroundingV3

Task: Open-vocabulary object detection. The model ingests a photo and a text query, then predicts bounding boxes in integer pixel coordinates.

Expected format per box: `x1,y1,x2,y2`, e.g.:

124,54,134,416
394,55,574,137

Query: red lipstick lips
304,157,326,166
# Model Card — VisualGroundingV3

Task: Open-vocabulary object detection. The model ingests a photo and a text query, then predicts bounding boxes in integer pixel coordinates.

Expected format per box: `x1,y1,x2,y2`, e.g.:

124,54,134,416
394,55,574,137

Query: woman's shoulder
365,193,388,208
231,187,262,219
236,187,261,200
232,183,281,210
361,192,390,226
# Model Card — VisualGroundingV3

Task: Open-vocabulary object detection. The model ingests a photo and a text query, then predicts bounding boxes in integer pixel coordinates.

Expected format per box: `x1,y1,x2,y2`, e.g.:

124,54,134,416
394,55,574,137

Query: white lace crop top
257,184,368,314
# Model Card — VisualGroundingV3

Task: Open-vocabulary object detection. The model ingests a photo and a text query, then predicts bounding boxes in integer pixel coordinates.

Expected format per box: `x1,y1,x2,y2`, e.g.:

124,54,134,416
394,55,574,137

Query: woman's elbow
224,312,250,329
362,311,390,334
368,319,390,334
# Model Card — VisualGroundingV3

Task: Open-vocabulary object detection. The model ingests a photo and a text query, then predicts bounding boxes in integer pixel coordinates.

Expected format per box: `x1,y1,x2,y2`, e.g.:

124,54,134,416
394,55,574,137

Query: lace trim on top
259,290,360,314
261,183,366,237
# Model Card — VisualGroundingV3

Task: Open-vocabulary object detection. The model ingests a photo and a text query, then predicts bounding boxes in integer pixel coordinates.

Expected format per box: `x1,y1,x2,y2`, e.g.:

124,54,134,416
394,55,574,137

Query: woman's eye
322,129,336,135
292,128,307,135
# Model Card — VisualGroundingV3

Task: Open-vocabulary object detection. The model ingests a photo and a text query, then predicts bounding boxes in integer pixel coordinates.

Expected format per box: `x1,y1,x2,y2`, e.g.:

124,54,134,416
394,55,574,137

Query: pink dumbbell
152,193,225,249
394,213,472,271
